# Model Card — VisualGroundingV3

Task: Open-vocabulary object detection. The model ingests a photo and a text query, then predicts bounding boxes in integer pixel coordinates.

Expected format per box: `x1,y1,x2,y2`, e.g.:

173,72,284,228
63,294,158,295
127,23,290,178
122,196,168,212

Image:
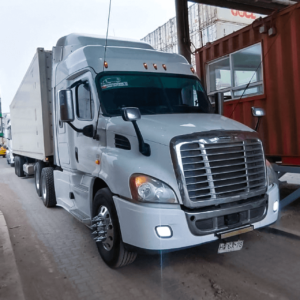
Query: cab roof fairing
56,33,154,61
55,45,196,87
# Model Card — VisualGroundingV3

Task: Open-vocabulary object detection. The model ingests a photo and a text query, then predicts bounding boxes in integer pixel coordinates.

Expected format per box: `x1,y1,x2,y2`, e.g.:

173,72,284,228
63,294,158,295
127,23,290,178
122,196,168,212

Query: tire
34,161,45,197
41,167,56,207
14,156,25,177
93,188,137,268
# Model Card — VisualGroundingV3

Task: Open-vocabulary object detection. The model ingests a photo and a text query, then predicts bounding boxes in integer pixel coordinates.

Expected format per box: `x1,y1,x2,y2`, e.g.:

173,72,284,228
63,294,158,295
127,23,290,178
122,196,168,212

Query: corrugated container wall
142,4,264,67
195,3,300,166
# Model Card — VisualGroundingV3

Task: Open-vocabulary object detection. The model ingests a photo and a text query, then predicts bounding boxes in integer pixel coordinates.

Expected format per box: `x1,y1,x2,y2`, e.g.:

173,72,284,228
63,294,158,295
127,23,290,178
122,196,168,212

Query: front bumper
113,183,279,251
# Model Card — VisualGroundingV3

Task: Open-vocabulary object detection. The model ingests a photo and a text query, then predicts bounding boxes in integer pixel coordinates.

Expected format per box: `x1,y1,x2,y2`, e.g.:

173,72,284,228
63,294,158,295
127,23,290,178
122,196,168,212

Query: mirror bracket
122,107,151,157
132,120,151,157
251,107,265,132
67,123,94,138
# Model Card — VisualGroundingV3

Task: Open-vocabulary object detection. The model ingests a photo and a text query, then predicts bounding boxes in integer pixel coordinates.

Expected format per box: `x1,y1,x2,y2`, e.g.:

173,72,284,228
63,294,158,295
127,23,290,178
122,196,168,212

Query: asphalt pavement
0,157,300,300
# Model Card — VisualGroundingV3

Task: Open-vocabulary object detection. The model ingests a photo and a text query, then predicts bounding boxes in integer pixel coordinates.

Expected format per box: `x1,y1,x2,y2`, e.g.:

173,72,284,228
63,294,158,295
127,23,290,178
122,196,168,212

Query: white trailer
10,33,279,268
10,49,53,162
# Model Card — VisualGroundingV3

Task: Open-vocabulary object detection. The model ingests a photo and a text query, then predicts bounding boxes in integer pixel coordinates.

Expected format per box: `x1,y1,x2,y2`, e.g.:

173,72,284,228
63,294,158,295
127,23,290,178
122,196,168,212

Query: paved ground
0,157,300,300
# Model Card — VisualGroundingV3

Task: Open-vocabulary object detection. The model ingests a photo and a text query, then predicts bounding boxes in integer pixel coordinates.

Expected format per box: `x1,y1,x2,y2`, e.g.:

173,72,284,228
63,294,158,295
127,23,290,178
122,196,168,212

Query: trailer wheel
15,156,25,177
41,167,56,207
92,188,137,268
34,161,45,197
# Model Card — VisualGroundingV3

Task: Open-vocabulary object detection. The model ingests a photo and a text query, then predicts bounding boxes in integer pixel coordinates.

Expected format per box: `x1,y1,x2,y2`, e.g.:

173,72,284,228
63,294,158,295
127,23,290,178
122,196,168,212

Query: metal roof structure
174,0,298,62
189,0,298,15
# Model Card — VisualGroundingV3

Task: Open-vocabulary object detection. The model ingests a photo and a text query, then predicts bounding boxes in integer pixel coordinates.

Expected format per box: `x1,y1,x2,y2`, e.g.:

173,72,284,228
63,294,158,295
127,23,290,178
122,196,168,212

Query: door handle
75,147,79,163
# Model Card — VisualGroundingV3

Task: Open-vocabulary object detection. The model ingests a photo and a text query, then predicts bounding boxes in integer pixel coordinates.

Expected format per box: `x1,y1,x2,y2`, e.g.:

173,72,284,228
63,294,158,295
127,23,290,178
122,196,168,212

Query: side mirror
82,124,94,138
251,107,265,117
122,107,141,122
59,90,74,122
122,107,150,157
251,107,265,131
214,92,224,115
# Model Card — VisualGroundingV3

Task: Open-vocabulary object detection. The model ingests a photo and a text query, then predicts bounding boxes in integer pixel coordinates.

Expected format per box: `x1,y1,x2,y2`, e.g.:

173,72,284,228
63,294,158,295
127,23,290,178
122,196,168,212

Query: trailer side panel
10,48,53,161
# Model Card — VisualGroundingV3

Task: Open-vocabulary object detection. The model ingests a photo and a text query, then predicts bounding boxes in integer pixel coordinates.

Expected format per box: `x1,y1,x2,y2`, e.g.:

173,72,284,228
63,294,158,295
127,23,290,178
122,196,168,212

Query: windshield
98,73,212,116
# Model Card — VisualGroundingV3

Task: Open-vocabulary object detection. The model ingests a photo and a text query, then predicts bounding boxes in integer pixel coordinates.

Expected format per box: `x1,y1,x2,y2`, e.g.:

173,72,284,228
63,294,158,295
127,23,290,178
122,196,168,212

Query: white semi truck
10,33,279,268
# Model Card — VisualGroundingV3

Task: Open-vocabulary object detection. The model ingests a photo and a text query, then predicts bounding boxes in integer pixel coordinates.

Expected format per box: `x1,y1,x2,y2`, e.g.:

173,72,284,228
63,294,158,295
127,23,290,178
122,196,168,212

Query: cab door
71,73,100,174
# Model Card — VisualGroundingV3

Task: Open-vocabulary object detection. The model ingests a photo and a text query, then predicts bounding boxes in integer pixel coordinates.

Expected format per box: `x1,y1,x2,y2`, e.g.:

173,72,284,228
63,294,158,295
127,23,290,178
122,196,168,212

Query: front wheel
92,188,137,268
41,167,56,207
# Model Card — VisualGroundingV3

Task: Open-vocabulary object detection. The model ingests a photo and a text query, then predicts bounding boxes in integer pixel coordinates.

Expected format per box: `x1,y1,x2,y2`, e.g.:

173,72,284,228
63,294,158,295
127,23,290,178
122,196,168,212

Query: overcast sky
0,0,177,113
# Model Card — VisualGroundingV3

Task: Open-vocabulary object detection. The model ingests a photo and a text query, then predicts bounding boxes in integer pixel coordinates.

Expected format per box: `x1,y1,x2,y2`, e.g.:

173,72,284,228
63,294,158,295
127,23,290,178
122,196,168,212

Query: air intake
115,134,131,150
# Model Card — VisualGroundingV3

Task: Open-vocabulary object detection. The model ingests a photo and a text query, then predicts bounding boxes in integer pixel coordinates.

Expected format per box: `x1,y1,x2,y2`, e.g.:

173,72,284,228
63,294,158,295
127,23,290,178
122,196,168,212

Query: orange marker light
95,160,100,165
104,61,108,68
162,64,167,70
153,63,158,70
135,176,148,187
190,67,195,74
143,63,148,70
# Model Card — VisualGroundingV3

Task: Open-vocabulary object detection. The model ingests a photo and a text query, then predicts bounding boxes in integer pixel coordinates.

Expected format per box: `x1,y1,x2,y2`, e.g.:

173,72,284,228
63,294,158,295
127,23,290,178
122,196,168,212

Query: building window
76,82,94,120
207,43,263,102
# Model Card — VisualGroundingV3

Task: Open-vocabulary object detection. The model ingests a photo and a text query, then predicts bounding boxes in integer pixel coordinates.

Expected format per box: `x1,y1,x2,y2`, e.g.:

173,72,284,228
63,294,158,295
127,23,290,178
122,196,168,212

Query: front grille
180,139,266,202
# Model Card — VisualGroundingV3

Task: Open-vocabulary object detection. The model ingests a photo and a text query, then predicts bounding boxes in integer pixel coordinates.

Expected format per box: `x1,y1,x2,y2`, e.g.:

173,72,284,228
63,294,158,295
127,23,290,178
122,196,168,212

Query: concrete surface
0,157,300,300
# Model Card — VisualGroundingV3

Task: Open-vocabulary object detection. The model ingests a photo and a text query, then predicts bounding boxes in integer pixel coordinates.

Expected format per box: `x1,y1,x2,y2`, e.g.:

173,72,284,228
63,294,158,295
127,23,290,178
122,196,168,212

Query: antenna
94,0,112,139
103,0,112,71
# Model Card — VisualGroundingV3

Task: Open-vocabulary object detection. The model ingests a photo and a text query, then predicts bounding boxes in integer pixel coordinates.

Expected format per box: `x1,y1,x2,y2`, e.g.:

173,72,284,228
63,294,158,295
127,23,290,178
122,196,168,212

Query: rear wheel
92,188,137,268
41,167,56,207
14,156,25,177
34,161,45,197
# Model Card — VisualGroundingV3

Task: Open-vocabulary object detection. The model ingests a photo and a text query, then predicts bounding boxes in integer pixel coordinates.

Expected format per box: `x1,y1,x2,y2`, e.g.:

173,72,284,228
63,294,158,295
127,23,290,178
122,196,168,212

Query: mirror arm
255,117,261,132
132,121,151,157
67,122,83,133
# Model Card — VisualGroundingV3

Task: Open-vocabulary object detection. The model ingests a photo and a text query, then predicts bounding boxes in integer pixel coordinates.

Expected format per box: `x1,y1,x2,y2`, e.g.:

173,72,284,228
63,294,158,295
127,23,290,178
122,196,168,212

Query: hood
106,114,254,146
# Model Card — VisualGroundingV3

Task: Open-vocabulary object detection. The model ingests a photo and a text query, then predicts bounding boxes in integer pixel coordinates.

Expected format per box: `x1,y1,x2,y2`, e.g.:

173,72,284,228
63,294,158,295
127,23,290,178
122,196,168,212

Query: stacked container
142,4,264,67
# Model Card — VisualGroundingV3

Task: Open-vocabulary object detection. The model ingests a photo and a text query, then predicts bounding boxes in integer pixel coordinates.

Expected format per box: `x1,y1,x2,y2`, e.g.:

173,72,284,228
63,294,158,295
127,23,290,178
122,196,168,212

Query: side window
207,43,263,102
76,82,94,120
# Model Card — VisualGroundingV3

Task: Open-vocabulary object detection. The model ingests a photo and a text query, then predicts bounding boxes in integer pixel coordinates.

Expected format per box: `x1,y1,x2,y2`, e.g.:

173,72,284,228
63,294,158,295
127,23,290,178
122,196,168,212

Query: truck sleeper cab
10,34,279,268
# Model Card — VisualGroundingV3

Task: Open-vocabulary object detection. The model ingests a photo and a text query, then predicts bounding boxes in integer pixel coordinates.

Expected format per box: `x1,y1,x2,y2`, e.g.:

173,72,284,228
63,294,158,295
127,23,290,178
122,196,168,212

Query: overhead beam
188,0,283,14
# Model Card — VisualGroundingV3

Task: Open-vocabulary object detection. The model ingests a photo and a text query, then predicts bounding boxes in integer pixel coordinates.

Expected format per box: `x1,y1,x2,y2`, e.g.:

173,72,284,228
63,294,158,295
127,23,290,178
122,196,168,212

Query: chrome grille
180,139,266,202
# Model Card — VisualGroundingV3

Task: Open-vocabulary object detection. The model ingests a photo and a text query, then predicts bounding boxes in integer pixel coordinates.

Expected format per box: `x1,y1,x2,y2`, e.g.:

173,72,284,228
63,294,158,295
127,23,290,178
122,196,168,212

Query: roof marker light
143,63,148,70
104,61,108,68
162,64,167,71
190,67,195,74
153,63,158,70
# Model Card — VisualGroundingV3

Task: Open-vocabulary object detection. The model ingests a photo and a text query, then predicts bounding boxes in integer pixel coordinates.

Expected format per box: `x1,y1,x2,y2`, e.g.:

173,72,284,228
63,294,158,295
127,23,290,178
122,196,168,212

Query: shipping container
141,3,264,67
195,2,300,166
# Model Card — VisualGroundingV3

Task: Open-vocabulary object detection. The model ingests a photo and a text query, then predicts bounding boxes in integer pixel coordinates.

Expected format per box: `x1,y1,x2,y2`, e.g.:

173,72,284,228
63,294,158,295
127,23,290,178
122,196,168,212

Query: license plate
218,240,243,253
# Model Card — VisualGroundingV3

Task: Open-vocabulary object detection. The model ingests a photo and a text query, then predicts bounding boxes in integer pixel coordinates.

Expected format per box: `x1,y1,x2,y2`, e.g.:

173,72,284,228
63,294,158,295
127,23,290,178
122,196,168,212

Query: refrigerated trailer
10,33,279,268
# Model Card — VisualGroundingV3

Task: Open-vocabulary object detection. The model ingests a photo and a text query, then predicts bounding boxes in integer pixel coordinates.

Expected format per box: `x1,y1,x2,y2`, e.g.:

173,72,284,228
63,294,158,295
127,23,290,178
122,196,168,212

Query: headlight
266,160,278,188
130,174,178,204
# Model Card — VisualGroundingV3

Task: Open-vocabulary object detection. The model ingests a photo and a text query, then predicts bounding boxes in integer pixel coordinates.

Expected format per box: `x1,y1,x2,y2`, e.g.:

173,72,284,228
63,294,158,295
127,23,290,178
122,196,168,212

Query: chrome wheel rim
96,206,114,251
